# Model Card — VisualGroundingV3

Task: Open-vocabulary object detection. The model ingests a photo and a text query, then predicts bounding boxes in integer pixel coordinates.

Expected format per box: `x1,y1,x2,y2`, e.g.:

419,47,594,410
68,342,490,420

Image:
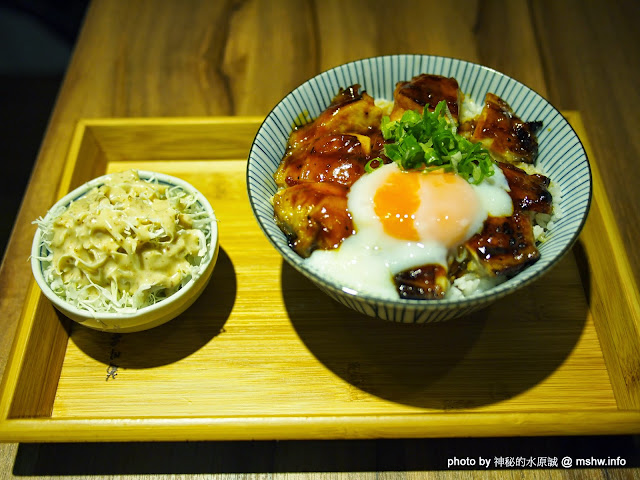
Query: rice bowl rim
31,170,219,321
247,54,592,311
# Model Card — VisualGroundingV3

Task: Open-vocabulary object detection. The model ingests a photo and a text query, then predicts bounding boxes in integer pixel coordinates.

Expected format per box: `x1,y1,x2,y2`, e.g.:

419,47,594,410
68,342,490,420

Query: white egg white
304,162,513,299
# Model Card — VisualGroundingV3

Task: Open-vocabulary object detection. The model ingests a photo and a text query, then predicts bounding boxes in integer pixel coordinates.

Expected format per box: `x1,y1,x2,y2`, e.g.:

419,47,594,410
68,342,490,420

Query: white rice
459,93,484,123
374,98,394,115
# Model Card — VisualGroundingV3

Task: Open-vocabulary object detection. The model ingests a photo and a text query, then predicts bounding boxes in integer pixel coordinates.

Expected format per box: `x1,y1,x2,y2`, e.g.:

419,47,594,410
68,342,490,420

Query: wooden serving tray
1,114,639,442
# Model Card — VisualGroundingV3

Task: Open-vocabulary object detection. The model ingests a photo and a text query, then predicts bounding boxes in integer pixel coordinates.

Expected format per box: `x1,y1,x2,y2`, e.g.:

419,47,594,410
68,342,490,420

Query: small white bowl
247,55,592,323
31,171,219,333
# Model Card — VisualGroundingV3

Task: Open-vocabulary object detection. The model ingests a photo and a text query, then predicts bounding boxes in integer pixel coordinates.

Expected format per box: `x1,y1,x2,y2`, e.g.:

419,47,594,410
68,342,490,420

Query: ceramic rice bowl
247,55,591,323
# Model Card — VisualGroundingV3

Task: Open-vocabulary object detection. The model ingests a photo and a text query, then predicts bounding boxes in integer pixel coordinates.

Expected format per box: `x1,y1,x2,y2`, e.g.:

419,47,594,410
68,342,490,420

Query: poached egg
305,162,513,299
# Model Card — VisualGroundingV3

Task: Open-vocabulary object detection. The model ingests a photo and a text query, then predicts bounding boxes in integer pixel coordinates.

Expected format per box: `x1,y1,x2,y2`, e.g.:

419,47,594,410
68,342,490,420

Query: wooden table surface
1,0,640,478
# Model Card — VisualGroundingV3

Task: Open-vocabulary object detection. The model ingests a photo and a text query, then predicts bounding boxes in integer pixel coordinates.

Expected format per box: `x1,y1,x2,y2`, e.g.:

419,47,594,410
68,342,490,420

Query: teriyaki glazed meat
272,74,559,301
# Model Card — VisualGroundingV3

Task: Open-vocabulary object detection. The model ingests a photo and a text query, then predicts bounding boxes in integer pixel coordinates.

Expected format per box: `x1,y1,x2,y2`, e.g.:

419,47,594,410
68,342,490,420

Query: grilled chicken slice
464,212,540,277
273,182,353,258
470,93,542,164
273,85,386,258
390,74,462,123
498,162,553,214
274,133,384,188
393,264,450,300
285,85,383,158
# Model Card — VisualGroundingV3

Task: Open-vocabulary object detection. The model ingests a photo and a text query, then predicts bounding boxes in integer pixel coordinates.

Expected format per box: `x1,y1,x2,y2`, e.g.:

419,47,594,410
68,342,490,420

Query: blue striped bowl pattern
247,55,592,323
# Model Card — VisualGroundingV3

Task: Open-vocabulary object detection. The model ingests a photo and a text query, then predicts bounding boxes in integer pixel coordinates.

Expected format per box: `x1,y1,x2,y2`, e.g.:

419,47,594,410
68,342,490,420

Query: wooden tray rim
1,114,640,442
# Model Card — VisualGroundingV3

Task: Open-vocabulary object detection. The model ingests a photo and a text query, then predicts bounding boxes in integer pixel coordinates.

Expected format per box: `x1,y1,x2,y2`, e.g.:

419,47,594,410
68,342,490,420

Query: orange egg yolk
373,170,479,248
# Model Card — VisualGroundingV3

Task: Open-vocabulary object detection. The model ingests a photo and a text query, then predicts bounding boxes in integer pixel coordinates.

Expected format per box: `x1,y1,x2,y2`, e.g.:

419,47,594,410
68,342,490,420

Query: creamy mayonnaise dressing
39,170,210,312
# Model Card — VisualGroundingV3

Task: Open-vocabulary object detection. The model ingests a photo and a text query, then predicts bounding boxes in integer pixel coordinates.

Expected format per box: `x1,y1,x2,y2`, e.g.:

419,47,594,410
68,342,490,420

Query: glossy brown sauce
391,74,461,121
472,93,541,164
393,264,449,300
465,213,540,277
273,79,551,298
498,162,553,214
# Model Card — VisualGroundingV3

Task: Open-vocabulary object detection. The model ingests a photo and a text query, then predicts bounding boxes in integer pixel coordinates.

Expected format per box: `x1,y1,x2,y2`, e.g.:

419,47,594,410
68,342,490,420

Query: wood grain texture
568,114,640,409
3,117,632,444
530,0,640,292
1,0,639,478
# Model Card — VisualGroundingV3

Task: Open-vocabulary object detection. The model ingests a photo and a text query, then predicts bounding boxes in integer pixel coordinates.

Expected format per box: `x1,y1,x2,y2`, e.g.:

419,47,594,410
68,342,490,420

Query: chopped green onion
364,158,384,173
380,101,494,184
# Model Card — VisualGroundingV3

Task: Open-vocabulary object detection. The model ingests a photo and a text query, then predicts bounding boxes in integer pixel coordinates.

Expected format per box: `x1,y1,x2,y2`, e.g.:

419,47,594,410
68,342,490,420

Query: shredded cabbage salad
33,170,214,314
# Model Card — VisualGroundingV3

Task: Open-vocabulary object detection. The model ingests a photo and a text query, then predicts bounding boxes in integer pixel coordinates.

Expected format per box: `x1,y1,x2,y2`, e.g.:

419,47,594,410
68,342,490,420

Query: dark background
2,1,640,475
0,0,88,257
